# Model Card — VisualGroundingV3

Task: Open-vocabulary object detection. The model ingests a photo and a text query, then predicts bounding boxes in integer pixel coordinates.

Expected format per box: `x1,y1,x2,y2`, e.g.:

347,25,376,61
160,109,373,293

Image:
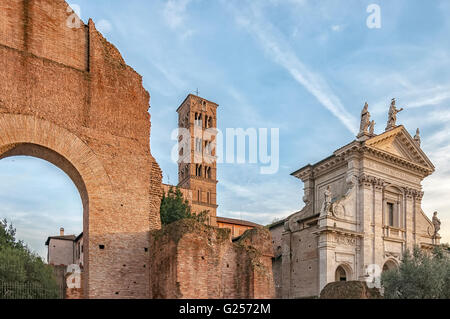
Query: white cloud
96,19,113,34
163,0,194,39
225,1,358,135
331,24,344,32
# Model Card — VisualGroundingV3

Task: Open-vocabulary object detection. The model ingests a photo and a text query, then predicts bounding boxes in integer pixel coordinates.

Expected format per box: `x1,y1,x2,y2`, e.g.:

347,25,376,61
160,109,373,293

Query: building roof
290,125,435,180
45,235,76,246
75,232,83,242
176,94,219,112
267,218,286,229
216,216,261,228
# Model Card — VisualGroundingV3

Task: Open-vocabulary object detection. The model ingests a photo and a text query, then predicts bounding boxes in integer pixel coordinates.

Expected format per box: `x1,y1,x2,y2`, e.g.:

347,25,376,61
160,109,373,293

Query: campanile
176,94,218,226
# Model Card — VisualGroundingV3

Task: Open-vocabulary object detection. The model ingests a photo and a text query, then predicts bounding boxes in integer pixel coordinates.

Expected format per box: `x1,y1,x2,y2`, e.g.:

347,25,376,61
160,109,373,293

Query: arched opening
0,113,141,298
335,265,348,282
382,259,399,273
0,143,89,216
0,154,84,260
0,142,89,298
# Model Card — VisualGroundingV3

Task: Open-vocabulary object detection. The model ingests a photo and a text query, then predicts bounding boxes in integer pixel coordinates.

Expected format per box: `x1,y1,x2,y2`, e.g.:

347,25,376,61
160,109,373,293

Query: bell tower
176,94,218,226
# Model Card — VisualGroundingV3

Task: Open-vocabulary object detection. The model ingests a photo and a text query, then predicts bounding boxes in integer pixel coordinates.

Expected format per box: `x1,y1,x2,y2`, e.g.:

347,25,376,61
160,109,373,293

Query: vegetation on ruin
151,218,230,244
0,219,60,299
381,246,450,299
159,186,209,226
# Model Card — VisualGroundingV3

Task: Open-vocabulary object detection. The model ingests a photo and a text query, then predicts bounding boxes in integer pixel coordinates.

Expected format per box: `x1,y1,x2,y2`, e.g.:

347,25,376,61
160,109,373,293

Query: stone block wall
149,219,275,299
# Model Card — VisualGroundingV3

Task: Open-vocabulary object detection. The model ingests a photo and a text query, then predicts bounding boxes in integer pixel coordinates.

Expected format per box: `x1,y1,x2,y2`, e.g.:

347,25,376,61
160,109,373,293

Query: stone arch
335,263,353,282
382,259,399,272
0,114,114,294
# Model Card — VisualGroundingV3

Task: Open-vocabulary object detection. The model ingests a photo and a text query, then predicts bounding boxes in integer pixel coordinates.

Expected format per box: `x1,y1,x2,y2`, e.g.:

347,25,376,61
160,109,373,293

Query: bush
160,186,209,225
381,246,450,299
0,219,60,299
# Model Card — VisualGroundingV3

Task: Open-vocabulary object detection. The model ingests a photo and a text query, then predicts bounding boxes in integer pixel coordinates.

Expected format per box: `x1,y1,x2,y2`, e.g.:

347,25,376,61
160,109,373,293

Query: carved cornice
314,156,346,175
363,146,433,176
358,174,387,189
401,187,424,199
415,191,424,201
292,155,347,181
314,226,364,238
334,141,363,158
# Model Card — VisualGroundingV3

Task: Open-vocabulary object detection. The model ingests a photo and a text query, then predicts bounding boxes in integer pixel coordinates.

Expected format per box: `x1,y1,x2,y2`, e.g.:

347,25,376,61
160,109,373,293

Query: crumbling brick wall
149,219,275,299
0,0,162,298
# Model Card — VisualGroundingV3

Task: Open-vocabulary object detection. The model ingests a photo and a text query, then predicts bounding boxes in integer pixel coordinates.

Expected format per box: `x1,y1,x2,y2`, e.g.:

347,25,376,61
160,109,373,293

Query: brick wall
149,219,275,299
0,0,162,298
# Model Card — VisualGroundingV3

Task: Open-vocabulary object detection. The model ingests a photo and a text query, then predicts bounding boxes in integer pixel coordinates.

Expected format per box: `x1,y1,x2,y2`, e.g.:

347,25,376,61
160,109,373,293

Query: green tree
381,246,450,299
0,219,60,299
160,187,209,225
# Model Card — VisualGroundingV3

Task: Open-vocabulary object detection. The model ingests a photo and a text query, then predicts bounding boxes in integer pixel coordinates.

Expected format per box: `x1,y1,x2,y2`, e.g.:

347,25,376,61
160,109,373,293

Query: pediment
364,126,435,171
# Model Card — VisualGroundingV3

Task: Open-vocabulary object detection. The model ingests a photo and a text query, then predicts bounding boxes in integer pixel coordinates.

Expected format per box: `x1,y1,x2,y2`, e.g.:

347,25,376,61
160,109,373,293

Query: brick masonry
0,0,275,299
149,219,275,299
0,0,162,298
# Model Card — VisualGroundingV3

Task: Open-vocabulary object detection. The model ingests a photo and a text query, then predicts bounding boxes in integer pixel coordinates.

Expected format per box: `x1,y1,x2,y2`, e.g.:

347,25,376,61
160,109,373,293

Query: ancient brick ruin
0,0,162,298
149,219,274,299
0,0,274,299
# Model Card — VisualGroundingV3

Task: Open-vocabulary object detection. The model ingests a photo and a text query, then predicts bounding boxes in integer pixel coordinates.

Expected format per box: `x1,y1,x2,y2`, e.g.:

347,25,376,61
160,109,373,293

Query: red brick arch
0,0,163,298
0,114,113,206
0,113,116,295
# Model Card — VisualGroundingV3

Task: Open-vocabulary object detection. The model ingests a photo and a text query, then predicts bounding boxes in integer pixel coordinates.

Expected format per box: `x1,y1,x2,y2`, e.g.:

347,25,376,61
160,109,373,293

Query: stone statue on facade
369,120,375,135
320,186,332,217
414,128,421,146
358,102,371,136
432,211,441,237
386,98,404,131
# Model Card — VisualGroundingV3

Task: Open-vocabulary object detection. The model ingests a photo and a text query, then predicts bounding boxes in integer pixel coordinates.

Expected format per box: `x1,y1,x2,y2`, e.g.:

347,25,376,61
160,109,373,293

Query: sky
1,0,450,259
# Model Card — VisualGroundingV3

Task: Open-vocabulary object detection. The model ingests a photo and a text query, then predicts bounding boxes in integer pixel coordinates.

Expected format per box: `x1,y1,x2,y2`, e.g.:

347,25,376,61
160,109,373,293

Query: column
405,188,415,251
358,175,374,279
373,179,385,268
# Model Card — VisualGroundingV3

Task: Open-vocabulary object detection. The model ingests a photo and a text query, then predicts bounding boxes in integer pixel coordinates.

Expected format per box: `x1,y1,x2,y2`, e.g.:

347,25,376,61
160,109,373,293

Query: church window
388,202,394,227
207,192,210,204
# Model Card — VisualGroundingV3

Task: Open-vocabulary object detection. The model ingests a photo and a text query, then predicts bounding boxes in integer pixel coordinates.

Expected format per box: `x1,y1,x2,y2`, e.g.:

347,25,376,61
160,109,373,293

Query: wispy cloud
224,1,358,134
163,0,195,39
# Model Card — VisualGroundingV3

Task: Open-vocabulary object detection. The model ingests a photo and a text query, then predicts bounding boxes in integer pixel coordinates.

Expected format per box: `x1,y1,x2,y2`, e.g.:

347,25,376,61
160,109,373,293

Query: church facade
271,100,442,298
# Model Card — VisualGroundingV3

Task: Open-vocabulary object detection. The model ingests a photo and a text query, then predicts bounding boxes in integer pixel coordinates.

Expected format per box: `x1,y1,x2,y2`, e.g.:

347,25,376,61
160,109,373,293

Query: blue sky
1,0,450,258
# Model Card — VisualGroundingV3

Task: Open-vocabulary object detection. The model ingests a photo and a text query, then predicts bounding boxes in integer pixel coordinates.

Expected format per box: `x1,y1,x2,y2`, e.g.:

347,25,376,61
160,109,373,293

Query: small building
45,227,83,268
216,216,261,238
